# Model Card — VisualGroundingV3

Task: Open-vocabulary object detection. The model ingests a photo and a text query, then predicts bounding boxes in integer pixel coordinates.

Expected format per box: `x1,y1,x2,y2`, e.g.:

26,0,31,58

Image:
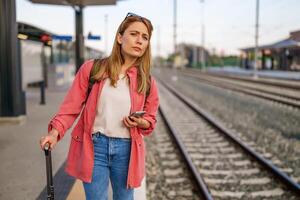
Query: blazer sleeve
139,78,160,136
47,60,94,142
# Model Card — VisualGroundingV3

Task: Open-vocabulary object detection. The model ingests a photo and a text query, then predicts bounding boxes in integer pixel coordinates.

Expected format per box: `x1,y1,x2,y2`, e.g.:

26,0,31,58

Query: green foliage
207,55,240,67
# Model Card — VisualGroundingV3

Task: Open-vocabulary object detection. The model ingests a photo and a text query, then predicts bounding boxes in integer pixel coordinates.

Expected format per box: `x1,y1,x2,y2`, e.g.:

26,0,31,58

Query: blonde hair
92,15,153,94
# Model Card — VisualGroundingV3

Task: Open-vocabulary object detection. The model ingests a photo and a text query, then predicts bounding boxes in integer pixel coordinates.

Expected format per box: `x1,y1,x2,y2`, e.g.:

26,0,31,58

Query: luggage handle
44,143,54,200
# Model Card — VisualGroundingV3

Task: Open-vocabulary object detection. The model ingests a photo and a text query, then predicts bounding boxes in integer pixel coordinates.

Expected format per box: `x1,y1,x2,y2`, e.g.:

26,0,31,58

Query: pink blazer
48,60,159,188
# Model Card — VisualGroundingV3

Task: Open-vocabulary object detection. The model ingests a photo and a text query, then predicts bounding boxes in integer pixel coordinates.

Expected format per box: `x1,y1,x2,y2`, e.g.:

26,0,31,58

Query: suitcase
44,143,54,200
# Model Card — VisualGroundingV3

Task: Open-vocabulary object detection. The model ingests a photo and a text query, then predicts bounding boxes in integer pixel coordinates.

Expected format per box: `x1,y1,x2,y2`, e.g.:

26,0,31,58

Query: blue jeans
83,132,134,200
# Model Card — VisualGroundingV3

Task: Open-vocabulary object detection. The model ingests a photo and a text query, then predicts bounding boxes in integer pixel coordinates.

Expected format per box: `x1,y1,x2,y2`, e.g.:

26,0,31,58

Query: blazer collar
126,65,138,77
100,64,138,79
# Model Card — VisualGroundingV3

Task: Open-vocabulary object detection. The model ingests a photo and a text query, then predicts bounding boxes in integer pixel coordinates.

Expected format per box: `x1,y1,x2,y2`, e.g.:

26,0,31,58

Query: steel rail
183,69,300,90
159,106,213,200
179,71,300,109
158,78,300,196
200,70,300,90
182,71,300,102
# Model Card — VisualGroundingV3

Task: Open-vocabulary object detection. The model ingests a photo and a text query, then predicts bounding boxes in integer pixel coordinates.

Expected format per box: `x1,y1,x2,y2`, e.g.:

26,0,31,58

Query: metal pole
104,14,108,56
40,81,46,105
193,46,198,67
0,0,26,117
200,0,206,71
173,0,177,54
157,25,161,58
75,6,84,73
254,0,260,78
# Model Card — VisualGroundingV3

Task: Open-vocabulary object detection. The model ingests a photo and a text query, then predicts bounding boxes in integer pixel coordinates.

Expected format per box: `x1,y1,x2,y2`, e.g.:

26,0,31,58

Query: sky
17,0,300,57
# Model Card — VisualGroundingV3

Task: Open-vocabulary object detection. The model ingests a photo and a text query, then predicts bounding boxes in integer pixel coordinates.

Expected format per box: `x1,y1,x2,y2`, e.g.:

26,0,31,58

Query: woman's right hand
39,129,59,151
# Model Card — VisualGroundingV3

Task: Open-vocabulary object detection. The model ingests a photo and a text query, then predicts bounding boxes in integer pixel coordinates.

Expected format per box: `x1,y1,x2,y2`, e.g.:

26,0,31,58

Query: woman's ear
117,33,122,45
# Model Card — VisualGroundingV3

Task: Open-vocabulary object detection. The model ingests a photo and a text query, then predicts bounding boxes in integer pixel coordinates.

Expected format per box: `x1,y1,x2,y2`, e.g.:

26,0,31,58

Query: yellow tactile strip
66,178,147,200
67,180,85,200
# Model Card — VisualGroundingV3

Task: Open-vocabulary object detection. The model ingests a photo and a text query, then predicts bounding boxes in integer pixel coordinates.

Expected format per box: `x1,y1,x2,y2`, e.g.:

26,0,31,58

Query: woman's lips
132,47,142,52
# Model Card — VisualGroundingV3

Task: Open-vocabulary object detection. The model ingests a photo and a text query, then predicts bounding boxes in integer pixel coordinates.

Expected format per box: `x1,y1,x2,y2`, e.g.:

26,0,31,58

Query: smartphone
130,111,146,117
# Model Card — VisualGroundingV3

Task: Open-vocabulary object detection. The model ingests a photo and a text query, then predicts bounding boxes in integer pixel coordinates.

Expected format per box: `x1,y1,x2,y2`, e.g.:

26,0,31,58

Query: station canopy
29,0,116,6
241,30,300,52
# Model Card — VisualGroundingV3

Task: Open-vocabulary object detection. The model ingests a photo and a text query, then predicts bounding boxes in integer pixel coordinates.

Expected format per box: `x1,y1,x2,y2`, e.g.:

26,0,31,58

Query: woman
39,12,159,200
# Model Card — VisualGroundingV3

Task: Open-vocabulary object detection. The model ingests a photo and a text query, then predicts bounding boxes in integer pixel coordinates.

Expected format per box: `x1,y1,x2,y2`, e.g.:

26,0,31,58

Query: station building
240,30,300,71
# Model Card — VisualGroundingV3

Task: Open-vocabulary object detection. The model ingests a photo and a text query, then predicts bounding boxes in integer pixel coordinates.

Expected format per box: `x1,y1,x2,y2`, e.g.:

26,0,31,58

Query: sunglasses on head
123,12,151,24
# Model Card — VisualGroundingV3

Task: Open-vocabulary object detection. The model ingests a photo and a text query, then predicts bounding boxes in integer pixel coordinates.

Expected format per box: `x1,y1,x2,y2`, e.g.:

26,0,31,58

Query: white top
92,74,131,138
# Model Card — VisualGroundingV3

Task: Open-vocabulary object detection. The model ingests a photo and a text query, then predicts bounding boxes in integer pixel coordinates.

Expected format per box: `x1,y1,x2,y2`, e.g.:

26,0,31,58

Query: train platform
0,86,146,200
206,66,300,80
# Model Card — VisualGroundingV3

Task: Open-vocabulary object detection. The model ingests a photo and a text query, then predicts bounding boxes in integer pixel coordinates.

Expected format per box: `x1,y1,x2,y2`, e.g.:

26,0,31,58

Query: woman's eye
131,33,137,36
143,36,149,41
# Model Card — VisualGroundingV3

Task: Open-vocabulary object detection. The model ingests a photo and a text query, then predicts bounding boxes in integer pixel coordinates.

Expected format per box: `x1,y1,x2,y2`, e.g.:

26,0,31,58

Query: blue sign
52,35,73,41
52,34,101,41
88,35,101,40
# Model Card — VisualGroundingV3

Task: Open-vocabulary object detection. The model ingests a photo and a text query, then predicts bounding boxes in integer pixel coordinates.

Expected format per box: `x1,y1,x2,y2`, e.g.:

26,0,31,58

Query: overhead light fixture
17,33,28,40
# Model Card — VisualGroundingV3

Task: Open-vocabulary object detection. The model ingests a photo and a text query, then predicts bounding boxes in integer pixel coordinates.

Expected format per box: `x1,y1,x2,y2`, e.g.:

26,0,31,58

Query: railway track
174,69,300,109
156,78,300,199
146,114,202,200
188,68,300,90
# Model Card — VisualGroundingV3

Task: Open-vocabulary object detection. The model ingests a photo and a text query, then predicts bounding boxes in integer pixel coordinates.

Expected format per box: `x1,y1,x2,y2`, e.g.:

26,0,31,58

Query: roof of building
240,30,300,52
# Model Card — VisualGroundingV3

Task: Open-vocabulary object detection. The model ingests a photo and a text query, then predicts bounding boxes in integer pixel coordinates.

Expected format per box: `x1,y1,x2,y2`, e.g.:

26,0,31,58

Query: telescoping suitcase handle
44,143,54,200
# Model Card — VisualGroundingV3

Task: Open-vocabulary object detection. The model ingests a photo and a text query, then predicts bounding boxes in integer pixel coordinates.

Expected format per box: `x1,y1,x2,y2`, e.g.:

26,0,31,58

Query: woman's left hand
123,116,150,129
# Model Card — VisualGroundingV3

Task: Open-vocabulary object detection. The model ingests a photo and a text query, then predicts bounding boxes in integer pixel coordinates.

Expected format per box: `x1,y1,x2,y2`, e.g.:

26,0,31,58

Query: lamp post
157,25,161,58
173,0,177,54
200,0,206,71
104,14,108,56
253,0,260,78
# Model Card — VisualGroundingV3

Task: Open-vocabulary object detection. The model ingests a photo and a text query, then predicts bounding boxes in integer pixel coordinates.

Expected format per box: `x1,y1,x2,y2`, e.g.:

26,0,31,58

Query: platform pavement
0,86,146,200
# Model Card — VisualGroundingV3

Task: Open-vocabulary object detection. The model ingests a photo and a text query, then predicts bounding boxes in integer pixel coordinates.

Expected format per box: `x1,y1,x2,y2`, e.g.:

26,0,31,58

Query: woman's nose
136,36,142,44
